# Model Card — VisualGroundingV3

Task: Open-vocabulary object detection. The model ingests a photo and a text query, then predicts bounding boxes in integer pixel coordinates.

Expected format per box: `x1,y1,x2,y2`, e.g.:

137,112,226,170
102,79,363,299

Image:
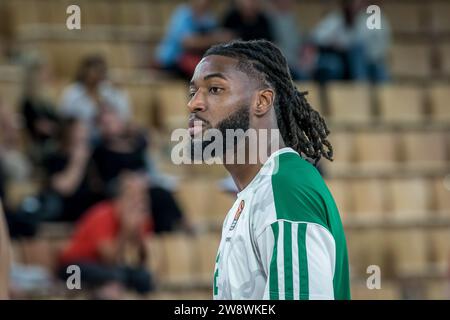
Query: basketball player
187,40,350,300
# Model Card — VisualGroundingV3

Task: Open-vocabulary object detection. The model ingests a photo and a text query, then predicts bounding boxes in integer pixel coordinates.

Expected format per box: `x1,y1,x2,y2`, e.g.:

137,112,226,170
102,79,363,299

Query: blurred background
0,0,449,299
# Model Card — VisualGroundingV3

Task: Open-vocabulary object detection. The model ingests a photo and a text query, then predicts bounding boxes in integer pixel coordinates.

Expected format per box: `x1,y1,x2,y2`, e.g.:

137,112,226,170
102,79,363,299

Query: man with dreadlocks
187,39,350,300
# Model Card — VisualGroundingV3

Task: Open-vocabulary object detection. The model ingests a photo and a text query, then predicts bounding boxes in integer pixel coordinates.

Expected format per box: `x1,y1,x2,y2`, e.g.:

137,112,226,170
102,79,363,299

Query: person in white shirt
60,55,130,134
312,0,390,83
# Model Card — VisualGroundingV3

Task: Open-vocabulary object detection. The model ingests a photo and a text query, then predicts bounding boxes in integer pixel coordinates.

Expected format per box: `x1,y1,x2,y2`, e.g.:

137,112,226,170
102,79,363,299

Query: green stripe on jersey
269,223,279,300
297,223,309,299
283,222,293,299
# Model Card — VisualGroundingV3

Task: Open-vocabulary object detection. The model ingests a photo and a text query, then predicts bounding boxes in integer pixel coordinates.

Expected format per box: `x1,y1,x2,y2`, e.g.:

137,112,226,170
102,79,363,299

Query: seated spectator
92,107,188,234
21,54,60,165
43,118,100,222
155,0,232,79
60,55,130,136
311,0,390,83
92,107,148,187
58,172,154,299
223,0,273,42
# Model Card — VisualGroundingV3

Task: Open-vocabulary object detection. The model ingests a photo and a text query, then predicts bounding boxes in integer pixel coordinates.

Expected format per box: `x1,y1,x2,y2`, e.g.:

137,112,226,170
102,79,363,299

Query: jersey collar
236,147,299,197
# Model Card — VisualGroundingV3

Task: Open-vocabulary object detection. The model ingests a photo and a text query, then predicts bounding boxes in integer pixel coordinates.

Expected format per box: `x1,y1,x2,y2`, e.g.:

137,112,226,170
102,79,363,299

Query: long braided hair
204,39,333,164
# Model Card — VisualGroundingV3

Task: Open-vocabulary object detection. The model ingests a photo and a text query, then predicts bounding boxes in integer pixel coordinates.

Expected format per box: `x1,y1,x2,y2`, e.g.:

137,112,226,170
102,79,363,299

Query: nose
187,90,206,113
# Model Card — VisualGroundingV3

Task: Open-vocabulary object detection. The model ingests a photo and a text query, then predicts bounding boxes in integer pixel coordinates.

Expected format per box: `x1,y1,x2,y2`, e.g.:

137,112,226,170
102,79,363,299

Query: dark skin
188,55,285,191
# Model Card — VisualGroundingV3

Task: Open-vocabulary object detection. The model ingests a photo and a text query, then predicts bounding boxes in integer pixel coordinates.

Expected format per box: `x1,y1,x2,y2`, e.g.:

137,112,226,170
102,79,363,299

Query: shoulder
252,152,333,235
272,153,332,226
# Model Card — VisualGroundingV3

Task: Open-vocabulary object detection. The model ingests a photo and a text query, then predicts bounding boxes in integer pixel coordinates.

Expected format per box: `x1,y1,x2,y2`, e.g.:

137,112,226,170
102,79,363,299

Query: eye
188,90,196,99
209,87,223,95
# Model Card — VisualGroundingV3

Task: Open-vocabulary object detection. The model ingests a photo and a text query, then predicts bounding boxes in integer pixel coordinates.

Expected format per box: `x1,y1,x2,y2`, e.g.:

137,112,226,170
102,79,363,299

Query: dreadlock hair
203,39,333,165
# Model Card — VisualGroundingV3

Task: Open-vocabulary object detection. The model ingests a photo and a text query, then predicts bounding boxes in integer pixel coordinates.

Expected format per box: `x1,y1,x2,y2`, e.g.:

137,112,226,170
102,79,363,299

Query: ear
253,88,274,117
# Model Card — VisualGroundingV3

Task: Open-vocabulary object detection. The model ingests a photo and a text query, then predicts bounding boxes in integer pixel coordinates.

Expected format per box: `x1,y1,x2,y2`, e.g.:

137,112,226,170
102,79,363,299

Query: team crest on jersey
229,200,245,231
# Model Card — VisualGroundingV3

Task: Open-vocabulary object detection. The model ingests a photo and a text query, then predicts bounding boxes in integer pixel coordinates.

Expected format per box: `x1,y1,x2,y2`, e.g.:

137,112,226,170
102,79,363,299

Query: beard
189,104,250,162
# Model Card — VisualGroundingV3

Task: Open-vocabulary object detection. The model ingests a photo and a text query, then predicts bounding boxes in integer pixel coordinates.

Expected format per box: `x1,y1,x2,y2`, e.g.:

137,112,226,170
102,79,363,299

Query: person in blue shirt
155,0,233,79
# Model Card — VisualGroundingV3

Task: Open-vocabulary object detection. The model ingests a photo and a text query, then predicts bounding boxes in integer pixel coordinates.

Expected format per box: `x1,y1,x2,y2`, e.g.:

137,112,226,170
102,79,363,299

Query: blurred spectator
21,54,60,164
43,118,100,222
268,0,312,80
223,0,273,42
155,0,232,79
60,55,130,135
92,107,148,187
58,172,154,299
0,99,32,183
312,0,390,83
92,107,188,234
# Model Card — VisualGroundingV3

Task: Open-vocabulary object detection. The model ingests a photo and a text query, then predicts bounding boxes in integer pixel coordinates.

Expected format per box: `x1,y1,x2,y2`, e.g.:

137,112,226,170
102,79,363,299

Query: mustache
189,114,210,126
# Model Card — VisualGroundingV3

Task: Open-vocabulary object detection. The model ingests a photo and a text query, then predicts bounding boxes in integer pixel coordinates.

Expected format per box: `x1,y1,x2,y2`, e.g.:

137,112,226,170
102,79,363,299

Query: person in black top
92,107,187,233
223,0,274,42
21,55,60,164
43,117,100,222
92,107,147,185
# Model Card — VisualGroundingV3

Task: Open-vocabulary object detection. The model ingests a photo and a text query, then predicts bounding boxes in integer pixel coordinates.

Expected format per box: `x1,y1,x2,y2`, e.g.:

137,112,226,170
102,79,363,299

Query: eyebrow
190,72,228,86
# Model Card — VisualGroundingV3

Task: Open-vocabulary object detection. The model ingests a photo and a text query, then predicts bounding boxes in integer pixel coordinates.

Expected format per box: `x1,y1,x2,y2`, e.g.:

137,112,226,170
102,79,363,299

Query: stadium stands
0,0,449,300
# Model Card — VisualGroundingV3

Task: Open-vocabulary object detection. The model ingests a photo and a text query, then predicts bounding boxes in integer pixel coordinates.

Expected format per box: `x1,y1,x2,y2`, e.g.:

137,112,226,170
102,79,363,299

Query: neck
223,129,285,192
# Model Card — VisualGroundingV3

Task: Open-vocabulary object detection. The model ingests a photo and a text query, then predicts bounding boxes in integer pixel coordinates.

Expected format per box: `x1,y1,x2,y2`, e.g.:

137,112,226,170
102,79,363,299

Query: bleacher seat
324,131,355,173
354,132,399,171
327,82,372,124
386,229,428,277
324,178,351,221
0,81,21,111
154,81,189,131
117,0,162,30
429,83,450,123
81,0,114,26
437,44,450,78
125,83,156,128
350,178,387,219
175,179,233,228
432,177,450,216
193,232,220,284
294,2,330,32
9,0,39,29
160,233,195,285
145,235,166,281
401,131,448,171
377,84,425,124
428,230,450,274
382,3,424,35
389,44,432,79
430,2,450,35
388,178,431,219
346,229,388,277
175,179,210,227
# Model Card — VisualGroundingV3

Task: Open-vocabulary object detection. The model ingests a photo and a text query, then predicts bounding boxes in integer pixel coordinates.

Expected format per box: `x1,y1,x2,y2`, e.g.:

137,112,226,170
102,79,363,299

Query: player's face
188,55,257,140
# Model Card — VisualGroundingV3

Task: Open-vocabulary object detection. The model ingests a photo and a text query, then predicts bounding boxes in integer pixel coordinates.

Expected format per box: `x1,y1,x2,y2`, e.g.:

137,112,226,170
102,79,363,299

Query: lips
188,117,207,137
